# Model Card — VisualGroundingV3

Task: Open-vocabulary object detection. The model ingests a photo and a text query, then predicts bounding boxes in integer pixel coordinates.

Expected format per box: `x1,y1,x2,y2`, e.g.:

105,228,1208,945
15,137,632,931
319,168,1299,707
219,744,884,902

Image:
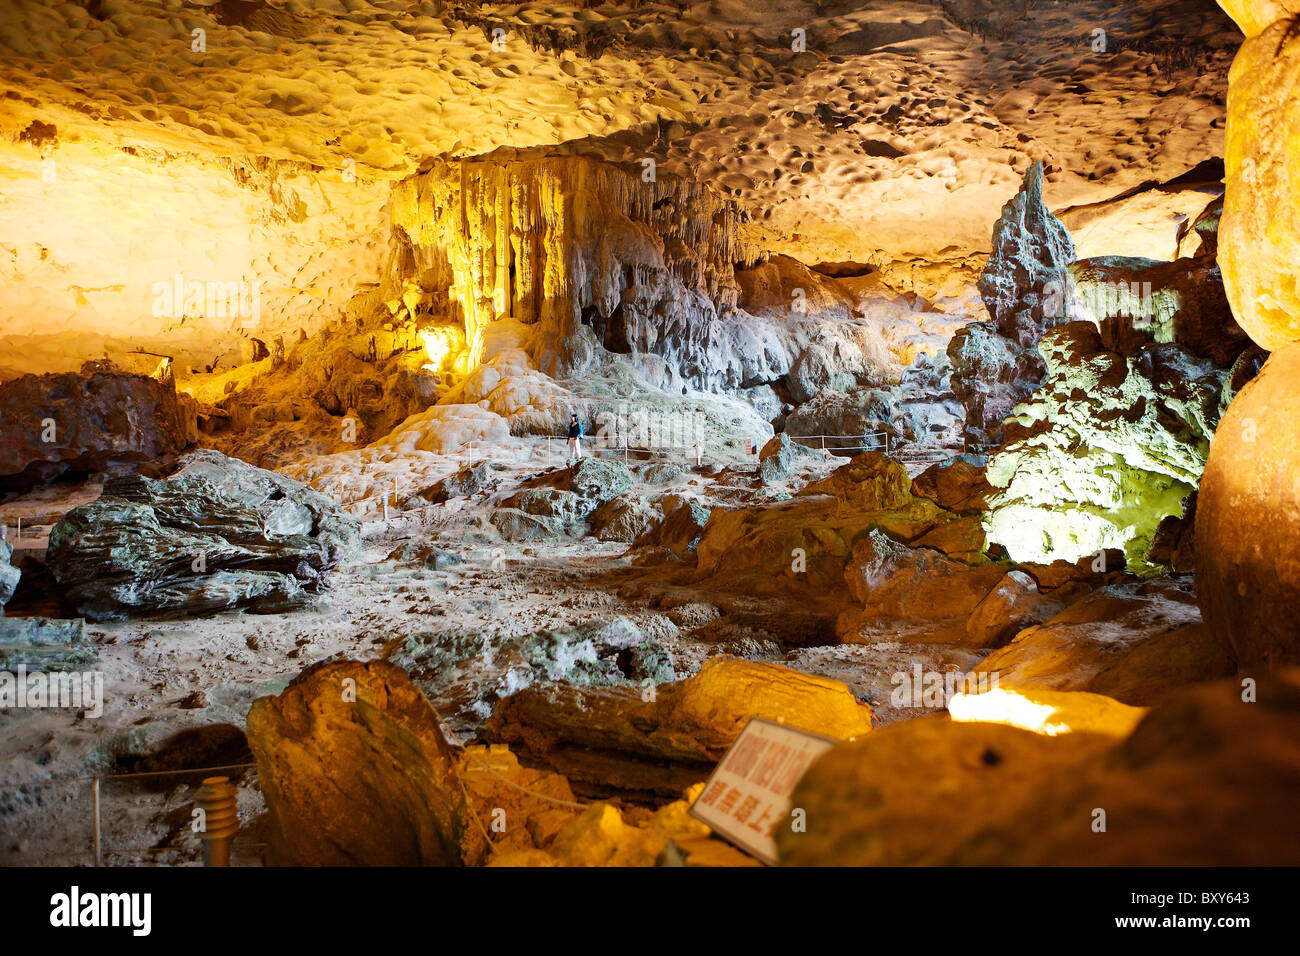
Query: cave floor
0,455,978,866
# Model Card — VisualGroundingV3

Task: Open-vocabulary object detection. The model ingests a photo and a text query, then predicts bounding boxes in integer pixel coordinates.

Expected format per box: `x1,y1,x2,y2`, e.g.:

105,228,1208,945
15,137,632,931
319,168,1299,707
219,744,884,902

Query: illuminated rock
1066,256,1248,366
975,580,1235,704
840,529,1005,645
1218,5,1300,349
488,656,873,798
1197,343,1300,667
911,457,993,514
0,368,197,490
0,538,18,609
246,659,464,866
983,322,1228,571
779,673,1300,865
949,162,1076,444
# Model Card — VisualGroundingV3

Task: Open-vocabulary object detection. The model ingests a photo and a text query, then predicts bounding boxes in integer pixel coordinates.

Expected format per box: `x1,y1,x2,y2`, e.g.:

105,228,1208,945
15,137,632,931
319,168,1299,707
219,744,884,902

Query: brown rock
0,367,197,490
779,672,1300,865
911,458,993,514
1197,344,1300,668
840,529,1006,644
246,658,464,866
977,580,1236,705
1219,9,1300,349
488,656,873,798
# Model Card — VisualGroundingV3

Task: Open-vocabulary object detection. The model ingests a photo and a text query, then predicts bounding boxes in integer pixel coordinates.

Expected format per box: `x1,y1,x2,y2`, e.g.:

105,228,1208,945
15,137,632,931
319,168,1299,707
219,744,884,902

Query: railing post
92,777,101,866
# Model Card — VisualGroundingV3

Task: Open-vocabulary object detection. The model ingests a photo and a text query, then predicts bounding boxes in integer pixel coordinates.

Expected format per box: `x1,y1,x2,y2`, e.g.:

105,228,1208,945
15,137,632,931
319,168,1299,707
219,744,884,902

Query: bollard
195,776,240,867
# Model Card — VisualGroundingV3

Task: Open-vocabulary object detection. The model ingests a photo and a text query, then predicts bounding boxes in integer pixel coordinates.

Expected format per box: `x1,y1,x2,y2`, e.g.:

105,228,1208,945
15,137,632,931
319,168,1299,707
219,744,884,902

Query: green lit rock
983,322,1228,572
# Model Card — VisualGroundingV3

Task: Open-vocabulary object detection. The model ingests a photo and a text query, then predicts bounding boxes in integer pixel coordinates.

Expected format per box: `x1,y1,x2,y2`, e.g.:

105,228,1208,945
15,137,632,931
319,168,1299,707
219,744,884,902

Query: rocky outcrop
386,617,677,733
1197,344,1300,668
488,656,873,798
975,580,1235,704
840,529,1006,645
0,617,97,672
911,457,993,514
949,162,1076,445
46,449,360,621
778,673,1300,865
982,322,1228,571
0,538,18,609
1066,256,1249,366
0,367,197,490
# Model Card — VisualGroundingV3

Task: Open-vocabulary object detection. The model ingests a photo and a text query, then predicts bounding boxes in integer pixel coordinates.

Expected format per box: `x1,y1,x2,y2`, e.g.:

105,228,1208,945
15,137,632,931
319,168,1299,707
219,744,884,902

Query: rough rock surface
0,617,97,672
0,368,197,490
1067,256,1248,366
976,580,1236,705
489,656,873,797
949,163,1077,444
246,659,463,866
1218,1,1300,350
47,449,361,621
983,322,1228,571
0,537,18,609
779,674,1300,865
840,530,1006,645
1197,343,1300,668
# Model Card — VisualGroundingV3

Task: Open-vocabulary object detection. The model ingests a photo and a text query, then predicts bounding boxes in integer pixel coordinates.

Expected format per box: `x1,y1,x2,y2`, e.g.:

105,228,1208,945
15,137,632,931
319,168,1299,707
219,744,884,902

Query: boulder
911,457,993,514
798,452,912,512
245,659,464,866
386,617,677,732
633,501,712,558
557,456,633,506
964,569,1065,648
46,449,360,621
757,433,818,483
420,460,497,503
1197,343,1300,668
0,367,197,491
779,673,1300,865
488,656,873,798
588,496,658,544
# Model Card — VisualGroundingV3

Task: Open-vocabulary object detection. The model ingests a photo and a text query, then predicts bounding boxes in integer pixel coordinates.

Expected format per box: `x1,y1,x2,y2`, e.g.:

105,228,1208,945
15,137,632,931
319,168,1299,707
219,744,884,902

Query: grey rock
419,460,496,503
757,432,817,483
0,617,97,672
45,449,360,621
0,538,19,608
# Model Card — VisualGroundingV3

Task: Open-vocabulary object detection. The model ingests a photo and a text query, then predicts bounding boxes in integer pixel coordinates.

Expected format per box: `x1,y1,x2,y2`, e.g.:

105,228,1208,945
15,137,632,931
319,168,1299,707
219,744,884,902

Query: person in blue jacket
567,413,584,461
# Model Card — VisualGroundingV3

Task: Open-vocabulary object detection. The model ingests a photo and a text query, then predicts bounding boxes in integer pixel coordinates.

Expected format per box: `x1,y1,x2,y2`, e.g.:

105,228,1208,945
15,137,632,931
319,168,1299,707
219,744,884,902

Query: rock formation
0,367,197,490
488,656,873,798
46,449,360,621
948,163,1077,445
778,673,1300,865
246,658,465,866
983,322,1228,571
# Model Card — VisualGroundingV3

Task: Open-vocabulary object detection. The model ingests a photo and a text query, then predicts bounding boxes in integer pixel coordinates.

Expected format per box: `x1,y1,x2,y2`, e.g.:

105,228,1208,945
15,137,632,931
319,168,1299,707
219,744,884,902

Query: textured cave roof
0,0,1237,262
